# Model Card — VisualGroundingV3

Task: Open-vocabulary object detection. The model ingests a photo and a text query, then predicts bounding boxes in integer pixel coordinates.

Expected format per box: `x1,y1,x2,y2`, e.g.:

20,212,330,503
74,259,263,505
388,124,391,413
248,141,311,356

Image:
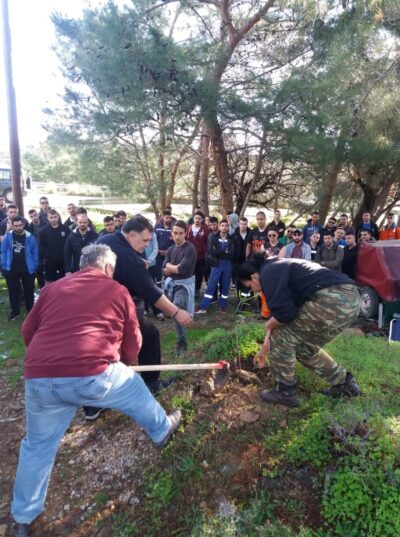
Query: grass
1,277,399,536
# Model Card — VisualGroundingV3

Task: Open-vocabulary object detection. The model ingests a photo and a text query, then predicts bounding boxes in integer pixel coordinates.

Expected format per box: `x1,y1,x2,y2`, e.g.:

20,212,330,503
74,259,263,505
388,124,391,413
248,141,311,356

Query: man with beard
64,214,98,274
1,216,38,320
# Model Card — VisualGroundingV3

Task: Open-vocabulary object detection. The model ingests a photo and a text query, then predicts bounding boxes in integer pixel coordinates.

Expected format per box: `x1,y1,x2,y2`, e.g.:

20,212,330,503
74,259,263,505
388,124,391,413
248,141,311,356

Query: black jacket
233,227,251,264
97,231,163,312
39,224,70,262
355,221,379,241
260,258,354,324
64,228,98,272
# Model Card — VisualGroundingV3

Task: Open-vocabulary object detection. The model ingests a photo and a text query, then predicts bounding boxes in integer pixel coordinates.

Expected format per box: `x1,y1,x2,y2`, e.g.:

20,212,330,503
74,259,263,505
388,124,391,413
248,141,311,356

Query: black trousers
4,270,35,315
195,258,206,292
44,259,65,282
138,315,161,384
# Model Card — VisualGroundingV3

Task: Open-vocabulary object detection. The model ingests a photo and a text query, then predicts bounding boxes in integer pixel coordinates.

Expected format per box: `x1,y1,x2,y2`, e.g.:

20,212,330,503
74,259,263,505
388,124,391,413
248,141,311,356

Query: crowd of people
4,195,398,536
0,196,399,327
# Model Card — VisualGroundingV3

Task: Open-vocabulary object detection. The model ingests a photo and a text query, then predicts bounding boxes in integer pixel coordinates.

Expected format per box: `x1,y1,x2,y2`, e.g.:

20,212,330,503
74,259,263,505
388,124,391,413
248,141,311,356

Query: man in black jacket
64,214,98,274
39,210,70,282
239,257,361,407
98,216,192,393
355,212,379,241
234,217,252,308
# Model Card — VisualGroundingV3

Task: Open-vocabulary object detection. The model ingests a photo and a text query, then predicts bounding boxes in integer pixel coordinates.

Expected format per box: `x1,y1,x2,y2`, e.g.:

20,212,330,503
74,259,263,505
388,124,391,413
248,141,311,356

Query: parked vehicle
0,167,27,202
355,240,400,318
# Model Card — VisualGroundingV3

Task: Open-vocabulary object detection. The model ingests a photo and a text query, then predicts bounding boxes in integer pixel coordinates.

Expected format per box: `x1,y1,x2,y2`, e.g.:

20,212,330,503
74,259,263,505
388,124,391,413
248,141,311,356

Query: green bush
198,324,264,363
285,412,331,469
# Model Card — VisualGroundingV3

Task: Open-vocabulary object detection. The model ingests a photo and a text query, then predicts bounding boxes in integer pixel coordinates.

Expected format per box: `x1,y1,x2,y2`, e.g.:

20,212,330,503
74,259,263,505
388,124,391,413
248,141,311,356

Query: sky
0,0,128,162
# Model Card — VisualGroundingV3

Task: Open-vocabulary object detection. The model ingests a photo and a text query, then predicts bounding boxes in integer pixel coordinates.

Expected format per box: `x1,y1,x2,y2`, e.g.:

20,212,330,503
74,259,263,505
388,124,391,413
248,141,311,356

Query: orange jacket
379,226,400,240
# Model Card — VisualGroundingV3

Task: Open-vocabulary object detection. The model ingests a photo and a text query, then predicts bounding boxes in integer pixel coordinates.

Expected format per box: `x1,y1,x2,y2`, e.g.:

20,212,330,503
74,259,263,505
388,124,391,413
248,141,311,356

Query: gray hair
79,244,117,271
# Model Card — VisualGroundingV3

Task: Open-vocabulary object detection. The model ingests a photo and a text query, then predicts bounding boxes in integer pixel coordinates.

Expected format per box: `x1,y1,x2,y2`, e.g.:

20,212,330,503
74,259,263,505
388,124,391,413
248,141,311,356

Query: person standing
0,195,6,221
245,211,269,259
197,219,235,314
97,216,117,238
234,217,252,308
63,203,78,230
1,216,38,321
0,205,29,240
379,213,400,240
39,210,71,283
163,221,197,355
267,210,286,239
279,229,312,260
315,233,344,272
10,245,181,537
38,197,51,227
98,216,192,394
342,233,359,279
64,214,98,274
355,212,379,241
302,211,324,244
238,257,361,407
186,211,209,298
27,210,46,289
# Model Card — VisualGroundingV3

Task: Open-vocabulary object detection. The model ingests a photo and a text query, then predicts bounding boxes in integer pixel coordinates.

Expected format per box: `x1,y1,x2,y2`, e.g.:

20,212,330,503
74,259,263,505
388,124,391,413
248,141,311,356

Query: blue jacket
1,230,39,274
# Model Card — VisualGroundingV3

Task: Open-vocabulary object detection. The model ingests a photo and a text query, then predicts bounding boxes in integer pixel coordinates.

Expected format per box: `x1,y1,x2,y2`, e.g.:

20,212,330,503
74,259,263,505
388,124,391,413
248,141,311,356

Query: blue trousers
12,362,170,524
200,261,232,309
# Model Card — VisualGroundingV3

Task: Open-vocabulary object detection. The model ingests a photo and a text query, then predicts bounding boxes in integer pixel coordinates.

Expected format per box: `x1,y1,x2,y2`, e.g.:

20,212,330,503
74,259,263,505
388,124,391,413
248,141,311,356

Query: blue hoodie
1,230,39,274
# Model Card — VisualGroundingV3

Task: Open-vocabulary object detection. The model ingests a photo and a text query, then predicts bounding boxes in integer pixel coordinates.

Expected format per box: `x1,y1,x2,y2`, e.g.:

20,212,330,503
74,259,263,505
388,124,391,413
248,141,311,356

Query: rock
199,501,208,509
200,378,215,396
63,504,70,511
0,524,7,537
239,410,260,423
279,418,287,428
236,369,262,385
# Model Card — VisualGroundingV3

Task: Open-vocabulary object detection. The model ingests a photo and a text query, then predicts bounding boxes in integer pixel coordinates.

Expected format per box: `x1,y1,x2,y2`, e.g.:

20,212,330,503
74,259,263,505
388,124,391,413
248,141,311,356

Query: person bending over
238,256,361,407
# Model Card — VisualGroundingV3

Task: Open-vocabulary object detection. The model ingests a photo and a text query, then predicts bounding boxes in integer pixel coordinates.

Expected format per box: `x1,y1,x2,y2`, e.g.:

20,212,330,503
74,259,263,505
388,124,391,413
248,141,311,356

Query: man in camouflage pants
239,257,361,407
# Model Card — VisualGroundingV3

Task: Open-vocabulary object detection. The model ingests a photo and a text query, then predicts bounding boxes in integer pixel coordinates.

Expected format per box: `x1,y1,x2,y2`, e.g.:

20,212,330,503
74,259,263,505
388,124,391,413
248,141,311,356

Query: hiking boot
260,382,300,408
194,307,207,314
154,409,182,448
12,522,30,537
322,372,361,398
84,407,106,421
175,341,187,356
8,313,20,321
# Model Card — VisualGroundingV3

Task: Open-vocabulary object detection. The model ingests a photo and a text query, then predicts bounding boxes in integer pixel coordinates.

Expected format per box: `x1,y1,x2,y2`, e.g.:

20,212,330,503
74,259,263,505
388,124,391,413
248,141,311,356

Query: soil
0,312,384,536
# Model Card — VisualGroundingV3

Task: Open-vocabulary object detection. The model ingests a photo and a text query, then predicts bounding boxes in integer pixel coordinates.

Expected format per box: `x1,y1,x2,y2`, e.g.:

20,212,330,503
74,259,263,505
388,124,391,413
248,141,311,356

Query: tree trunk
198,125,210,215
208,120,232,215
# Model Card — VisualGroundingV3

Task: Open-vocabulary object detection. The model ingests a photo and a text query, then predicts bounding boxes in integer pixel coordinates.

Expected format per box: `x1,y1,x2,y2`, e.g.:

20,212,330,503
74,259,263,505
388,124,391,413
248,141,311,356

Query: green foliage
94,491,108,506
285,412,331,469
110,513,138,537
198,323,264,363
322,415,400,536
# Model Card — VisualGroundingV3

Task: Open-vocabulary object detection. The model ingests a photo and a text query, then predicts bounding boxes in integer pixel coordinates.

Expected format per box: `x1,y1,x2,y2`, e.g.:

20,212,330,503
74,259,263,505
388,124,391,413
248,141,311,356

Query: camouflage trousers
269,284,360,386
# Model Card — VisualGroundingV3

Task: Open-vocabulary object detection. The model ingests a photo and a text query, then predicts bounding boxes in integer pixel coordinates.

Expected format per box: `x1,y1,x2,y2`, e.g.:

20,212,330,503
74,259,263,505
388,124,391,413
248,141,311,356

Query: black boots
260,382,300,408
322,372,361,398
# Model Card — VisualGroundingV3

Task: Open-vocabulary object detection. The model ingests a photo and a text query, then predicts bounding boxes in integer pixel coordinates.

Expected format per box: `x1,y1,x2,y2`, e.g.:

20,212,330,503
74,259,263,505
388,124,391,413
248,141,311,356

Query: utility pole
2,0,24,216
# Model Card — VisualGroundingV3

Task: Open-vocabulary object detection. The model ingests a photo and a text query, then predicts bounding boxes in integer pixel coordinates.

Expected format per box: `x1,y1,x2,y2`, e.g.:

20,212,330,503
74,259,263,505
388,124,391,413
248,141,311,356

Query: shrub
198,324,264,363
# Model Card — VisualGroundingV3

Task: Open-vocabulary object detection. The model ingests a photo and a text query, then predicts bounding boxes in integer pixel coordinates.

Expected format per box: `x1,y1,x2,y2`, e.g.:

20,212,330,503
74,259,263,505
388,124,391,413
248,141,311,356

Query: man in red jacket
11,244,181,537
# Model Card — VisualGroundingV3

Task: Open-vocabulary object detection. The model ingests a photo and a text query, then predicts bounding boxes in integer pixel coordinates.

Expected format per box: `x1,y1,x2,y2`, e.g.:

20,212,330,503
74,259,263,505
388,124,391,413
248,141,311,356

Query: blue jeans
12,362,170,524
200,260,232,309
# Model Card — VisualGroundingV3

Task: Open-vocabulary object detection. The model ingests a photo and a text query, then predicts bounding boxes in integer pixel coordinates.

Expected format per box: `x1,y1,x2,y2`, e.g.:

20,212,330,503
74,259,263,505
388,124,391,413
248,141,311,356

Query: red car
355,240,400,318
